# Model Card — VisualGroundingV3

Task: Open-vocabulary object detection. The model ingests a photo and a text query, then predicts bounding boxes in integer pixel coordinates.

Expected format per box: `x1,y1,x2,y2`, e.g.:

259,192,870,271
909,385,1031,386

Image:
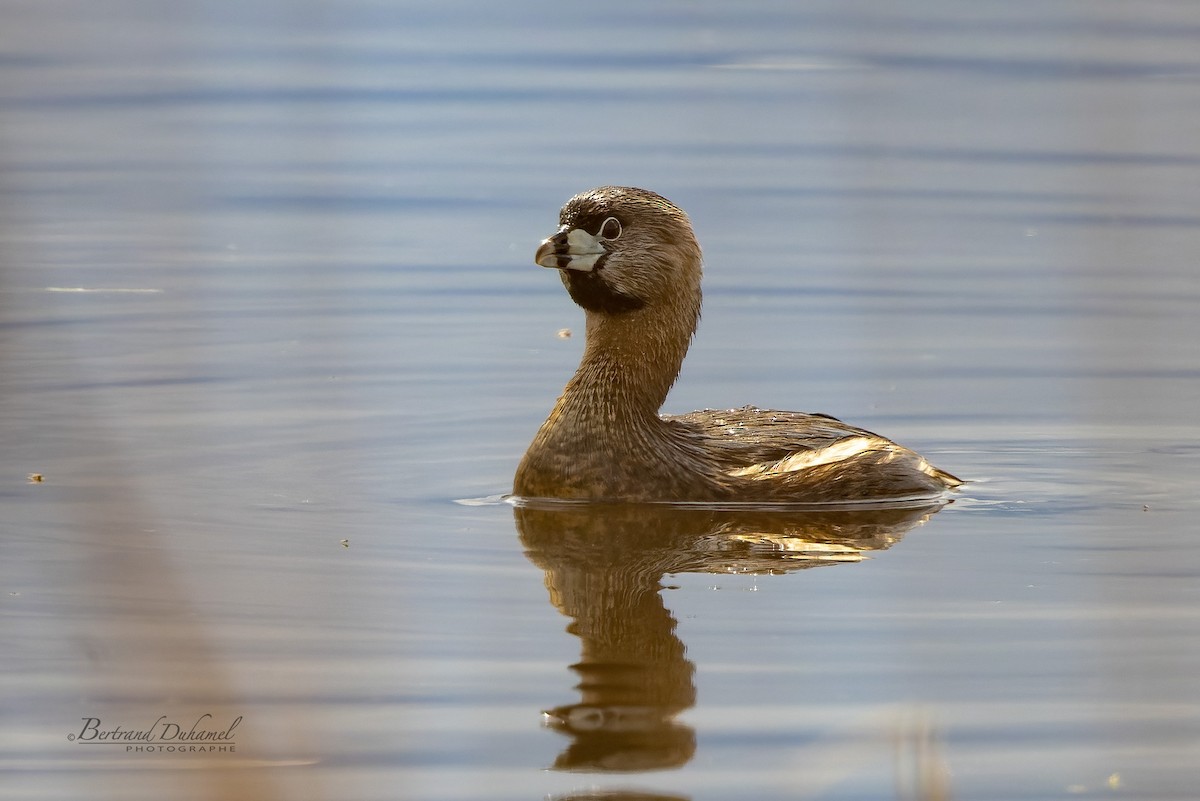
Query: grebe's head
534,186,702,317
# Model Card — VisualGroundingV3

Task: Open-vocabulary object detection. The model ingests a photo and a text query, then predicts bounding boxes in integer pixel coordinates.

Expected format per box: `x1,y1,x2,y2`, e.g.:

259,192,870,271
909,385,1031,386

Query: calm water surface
3,2,1200,799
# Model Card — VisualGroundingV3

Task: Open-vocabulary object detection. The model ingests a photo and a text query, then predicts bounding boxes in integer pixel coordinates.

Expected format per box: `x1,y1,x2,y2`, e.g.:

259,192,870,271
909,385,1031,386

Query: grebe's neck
554,305,696,427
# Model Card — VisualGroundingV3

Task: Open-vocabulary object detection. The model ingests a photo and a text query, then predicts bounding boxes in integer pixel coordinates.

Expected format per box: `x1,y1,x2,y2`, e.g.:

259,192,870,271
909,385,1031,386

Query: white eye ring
597,217,622,240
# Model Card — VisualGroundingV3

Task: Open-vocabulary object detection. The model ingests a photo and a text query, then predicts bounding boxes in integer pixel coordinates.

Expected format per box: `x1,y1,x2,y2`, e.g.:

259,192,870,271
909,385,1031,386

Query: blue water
3,2,1200,799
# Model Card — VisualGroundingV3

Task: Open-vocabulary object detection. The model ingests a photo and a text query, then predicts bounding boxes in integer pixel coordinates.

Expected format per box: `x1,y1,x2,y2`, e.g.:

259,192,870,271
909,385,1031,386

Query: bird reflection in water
515,500,949,775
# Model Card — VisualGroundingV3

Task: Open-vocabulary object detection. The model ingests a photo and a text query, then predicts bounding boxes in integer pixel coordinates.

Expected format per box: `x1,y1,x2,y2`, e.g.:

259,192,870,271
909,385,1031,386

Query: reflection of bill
515,500,949,773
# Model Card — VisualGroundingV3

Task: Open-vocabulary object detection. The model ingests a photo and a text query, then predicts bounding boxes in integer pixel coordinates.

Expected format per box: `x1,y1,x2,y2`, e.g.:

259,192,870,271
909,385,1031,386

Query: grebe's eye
597,217,622,240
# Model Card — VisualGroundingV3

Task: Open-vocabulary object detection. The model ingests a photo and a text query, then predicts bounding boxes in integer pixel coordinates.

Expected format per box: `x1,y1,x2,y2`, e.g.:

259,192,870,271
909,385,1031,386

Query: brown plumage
513,186,961,503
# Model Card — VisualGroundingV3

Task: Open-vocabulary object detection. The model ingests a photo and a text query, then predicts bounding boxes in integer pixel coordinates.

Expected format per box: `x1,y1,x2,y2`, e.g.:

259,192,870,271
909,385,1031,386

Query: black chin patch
562,269,646,314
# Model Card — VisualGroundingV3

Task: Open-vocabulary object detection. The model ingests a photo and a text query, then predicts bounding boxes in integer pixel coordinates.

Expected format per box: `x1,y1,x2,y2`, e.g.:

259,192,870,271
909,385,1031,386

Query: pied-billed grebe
513,186,960,503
